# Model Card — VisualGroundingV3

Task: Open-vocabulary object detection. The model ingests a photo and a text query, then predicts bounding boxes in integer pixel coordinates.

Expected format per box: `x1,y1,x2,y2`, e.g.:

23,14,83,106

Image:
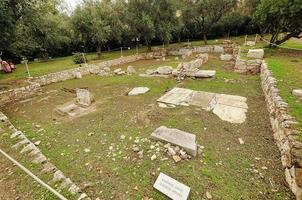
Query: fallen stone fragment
156,66,173,75
75,89,94,107
246,41,256,46
157,87,193,106
157,88,248,124
150,126,197,156
193,70,216,78
247,49,264,59
34,141,41,146
172,155,182,163
114,68,122,74
212,104,247,124
167,147,176,156
293,89,302,98
151,154,157,161
127,66,136,74
205,191,212,199
238,138,244,145
132,147,140,152
78,193,88,200
128,87,150,96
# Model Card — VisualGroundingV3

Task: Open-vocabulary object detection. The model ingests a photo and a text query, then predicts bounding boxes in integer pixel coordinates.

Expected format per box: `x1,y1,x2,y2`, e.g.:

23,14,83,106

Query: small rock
150,145,155,150
127,66,136,74
120,135,126,140
238,138,244,145
261,166,268,170
164,143,171,149
138,150,144,159
158,103,168,108
133,147,140,152
34,141,41,146
35,124,41,128
167,147,176,156
151,154,157,161
134,186,138,191
172,155,181,163
88,132,95,136
174,146,180,153
84,148,90,153
205,191,212,199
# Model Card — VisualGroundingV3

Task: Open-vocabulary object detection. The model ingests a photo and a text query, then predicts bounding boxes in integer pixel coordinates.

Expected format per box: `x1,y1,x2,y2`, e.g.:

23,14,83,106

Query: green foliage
192,0,237,43
253,0,302,46
73,53,87,64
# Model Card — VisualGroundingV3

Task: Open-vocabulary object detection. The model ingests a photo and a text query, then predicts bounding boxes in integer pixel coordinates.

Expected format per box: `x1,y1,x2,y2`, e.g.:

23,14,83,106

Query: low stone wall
234,48,262,74
166,44,236,56
0,82,41,106
261,62,302,199
0,54,151,107
0,112,90,200
32,54,145,86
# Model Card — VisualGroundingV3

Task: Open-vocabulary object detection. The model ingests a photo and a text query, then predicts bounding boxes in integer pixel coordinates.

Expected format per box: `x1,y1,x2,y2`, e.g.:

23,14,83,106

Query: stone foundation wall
0,112,91,200
0,82,41,107
261,62,302,199
32,54,145,86
234,48,262,74
0,54,150,107
166,44,236,56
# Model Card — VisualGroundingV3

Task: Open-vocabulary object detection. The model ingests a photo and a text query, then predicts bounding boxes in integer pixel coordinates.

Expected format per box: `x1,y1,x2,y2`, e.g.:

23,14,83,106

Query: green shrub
73,53,87,64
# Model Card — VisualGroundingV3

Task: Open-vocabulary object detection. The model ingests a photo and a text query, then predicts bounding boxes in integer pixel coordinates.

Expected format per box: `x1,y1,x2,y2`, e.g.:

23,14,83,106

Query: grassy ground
1,54,293,199
0,48,148,90
0,155,57,199
265,49,302,134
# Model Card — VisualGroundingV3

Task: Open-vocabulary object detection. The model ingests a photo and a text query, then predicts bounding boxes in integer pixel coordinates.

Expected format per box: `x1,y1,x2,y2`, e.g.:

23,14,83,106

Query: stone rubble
150,126,197,156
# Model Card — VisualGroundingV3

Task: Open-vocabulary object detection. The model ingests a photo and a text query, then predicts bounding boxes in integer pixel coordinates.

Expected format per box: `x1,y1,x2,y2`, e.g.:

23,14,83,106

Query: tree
153,0,178,45
220,12,247,37
253,0,302,47
126,0,156,50
72,0,113,58
192,0,236,44
0,0,73,60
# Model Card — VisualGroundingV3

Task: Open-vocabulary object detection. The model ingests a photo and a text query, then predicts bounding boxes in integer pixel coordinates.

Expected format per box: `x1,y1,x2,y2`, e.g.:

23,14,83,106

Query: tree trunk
96,45,102,58
203,33,208,45
275,32,301,46
145,40,151,51
177,34,181,43
269,32,279,48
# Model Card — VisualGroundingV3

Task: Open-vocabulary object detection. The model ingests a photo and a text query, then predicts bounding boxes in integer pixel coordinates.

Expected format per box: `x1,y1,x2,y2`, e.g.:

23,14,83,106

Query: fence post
244,35,248,46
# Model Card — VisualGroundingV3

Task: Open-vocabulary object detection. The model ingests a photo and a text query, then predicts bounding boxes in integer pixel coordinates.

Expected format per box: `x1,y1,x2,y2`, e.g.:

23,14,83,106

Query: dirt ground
0,54,294,199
